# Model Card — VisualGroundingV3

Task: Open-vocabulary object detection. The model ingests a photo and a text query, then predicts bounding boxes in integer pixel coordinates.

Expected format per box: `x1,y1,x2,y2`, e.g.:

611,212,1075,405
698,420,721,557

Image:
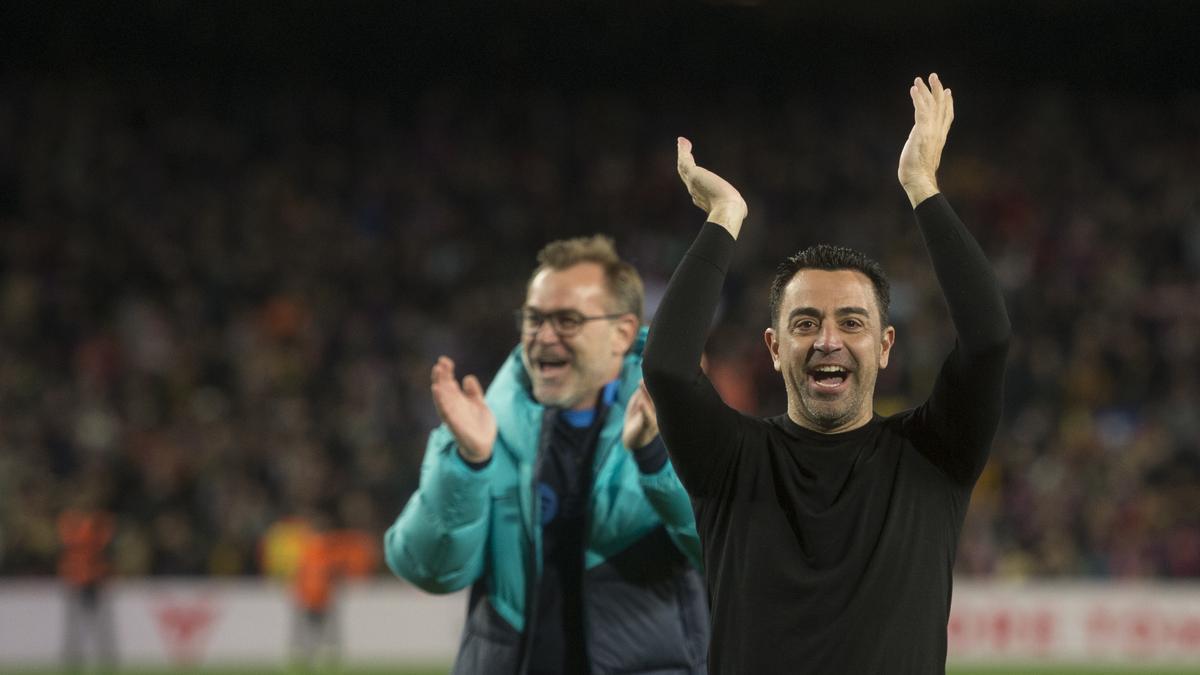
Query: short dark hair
768,244,890,328
530,235,644,320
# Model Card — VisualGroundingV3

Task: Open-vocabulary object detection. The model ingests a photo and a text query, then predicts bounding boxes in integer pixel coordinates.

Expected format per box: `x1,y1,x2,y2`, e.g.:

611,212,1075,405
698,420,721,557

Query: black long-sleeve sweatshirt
643,194,1011,674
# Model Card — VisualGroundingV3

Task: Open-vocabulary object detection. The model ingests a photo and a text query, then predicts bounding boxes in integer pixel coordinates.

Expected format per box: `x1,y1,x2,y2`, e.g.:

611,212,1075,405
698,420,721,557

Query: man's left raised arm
899,74,1012,485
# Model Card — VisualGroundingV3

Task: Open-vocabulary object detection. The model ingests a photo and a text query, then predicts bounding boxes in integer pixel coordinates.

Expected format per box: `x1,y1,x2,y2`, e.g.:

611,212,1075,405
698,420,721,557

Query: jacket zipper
516,407,557,674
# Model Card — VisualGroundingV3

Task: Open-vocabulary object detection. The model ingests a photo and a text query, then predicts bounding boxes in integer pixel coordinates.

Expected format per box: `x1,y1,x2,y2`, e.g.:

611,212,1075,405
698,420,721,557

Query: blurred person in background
57,486,117,669
291,513,339,670
644,75,1011,673
288,512,377,670
385,236,708,674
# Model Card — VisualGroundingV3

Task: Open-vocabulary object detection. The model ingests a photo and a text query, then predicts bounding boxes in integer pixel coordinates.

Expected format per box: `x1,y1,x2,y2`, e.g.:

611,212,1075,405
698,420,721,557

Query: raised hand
622,382,660,451
430,356,497,463
898,73,955,208
676,137,748,238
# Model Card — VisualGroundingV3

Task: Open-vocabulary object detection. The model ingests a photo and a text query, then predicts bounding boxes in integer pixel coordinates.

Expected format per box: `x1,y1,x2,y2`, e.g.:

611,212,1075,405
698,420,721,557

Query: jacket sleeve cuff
423,443,494,526
632,435,669,474
461,453,493,471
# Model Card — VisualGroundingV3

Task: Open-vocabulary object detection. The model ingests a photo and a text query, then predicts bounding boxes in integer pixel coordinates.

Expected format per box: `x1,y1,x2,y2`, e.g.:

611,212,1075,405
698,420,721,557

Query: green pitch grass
2,662,1200,667
945,662,1200,667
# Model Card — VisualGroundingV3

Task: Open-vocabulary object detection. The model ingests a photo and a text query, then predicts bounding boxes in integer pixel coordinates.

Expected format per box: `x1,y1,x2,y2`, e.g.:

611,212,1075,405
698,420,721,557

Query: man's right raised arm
642,138,748,495
384,357,493,593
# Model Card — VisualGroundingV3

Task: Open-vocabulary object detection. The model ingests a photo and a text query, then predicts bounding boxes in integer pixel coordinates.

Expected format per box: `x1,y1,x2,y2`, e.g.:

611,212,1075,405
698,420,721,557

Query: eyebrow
786,306,872,321
523,306,580,315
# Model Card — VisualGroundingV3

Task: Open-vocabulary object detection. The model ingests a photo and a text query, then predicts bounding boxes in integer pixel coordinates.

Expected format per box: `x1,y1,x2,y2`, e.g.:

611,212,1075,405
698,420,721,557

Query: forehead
526,262,611,310
780,269,879,317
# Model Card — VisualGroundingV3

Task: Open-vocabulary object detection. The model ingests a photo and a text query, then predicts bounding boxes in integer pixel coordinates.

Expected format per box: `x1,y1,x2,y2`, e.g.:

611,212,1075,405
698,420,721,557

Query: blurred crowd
0,74,1197,579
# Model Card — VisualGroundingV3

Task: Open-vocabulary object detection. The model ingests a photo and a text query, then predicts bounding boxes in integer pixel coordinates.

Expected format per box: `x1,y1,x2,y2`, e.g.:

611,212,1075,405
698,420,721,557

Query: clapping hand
622,382,660,451
676,137,748,238
898,73,955,208
430,356,497,463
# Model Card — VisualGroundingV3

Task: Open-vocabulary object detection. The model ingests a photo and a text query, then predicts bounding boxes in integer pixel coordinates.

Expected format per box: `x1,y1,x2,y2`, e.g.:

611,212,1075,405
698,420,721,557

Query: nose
813,323,843,353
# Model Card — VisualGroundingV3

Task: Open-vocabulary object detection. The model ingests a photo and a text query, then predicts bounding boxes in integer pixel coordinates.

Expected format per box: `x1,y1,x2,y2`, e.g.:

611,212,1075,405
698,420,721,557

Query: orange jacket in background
57,510,115,587
292,529,378,611
294,533,336,611
329,530,378,578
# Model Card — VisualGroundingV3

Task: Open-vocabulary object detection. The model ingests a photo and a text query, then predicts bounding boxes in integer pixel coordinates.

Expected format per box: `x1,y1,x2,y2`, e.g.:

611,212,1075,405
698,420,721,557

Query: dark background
5,1,1199,92
1,1,1197,580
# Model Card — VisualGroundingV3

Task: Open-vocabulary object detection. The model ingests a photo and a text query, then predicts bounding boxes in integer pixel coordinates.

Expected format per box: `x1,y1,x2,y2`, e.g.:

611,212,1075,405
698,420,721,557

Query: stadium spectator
289,515,377,669
57,484,117,669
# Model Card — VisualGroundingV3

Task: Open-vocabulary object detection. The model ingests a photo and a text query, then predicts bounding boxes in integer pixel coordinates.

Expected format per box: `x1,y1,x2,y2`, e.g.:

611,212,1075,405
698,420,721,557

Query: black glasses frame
514,308,628,337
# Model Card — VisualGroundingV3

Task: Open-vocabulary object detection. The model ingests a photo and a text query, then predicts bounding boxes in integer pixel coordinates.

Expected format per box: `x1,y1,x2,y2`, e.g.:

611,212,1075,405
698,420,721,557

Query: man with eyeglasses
385,235,708,674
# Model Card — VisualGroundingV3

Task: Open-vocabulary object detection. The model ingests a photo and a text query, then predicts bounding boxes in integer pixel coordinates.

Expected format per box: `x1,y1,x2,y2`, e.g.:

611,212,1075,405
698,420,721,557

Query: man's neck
786,406,875,435
561,379,620,428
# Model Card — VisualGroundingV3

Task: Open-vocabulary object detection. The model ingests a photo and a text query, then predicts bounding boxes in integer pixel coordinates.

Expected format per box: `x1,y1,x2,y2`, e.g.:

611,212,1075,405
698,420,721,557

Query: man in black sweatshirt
642,74,1011,674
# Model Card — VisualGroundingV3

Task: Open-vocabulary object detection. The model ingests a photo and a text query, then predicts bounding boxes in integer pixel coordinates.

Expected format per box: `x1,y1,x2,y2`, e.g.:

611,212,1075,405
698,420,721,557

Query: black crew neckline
770,413,883,447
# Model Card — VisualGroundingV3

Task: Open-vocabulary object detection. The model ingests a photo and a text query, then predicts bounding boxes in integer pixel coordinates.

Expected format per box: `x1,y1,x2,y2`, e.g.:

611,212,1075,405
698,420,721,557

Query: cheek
782,338,809,361
607,330,622,354
567,339,597,367
778,348,801,374
851,338,880,363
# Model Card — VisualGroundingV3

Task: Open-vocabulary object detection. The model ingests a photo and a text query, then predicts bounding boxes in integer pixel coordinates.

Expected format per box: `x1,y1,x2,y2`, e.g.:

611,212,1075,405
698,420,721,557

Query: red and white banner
1,579,1198,667
949,581,1200,665
0,579,465,667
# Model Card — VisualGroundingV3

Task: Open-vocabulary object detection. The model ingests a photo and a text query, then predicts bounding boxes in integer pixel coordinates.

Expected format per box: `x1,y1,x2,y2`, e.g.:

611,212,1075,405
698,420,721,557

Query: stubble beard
530,373,575,409
788,371,870,432
799,390,860,431
530,361,600,410
525,343,575,408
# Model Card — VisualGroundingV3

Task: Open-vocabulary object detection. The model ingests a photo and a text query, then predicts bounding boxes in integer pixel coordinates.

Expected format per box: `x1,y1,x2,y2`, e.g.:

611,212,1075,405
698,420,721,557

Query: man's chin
532,383,572,408
800,400,857,429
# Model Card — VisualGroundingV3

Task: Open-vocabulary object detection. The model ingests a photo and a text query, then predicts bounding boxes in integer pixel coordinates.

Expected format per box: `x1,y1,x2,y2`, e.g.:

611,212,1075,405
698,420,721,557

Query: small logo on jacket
537,483,559,524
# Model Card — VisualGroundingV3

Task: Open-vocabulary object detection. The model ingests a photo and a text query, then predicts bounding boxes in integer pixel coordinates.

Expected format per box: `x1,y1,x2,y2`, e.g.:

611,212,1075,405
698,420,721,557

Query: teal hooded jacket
385,328,708,674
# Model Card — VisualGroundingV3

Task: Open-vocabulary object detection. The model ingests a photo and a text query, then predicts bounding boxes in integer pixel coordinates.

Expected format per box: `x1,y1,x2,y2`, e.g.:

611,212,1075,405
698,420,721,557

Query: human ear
763,327,781,372
613,315,639,355
879,325,896,369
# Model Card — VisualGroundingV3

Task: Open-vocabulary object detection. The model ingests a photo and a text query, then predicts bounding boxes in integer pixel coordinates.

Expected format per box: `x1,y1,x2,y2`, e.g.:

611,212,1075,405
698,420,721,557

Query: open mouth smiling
807,364,851,390
535,356,571,376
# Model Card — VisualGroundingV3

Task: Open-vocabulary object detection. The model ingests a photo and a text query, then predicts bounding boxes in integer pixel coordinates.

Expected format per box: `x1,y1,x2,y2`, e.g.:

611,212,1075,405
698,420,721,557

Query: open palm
898,73,954,205
430,356,497,463
676,137,748,235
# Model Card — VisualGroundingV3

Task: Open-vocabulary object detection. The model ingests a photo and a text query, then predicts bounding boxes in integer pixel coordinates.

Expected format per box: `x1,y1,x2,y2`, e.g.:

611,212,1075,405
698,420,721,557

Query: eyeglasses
514,308,628,337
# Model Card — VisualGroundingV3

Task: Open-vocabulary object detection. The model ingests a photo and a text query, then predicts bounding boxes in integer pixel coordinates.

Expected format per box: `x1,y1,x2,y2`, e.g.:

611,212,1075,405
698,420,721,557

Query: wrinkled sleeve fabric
642,222,746,498
634,436,703,567
907,194,1012,486
383,425,492,593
